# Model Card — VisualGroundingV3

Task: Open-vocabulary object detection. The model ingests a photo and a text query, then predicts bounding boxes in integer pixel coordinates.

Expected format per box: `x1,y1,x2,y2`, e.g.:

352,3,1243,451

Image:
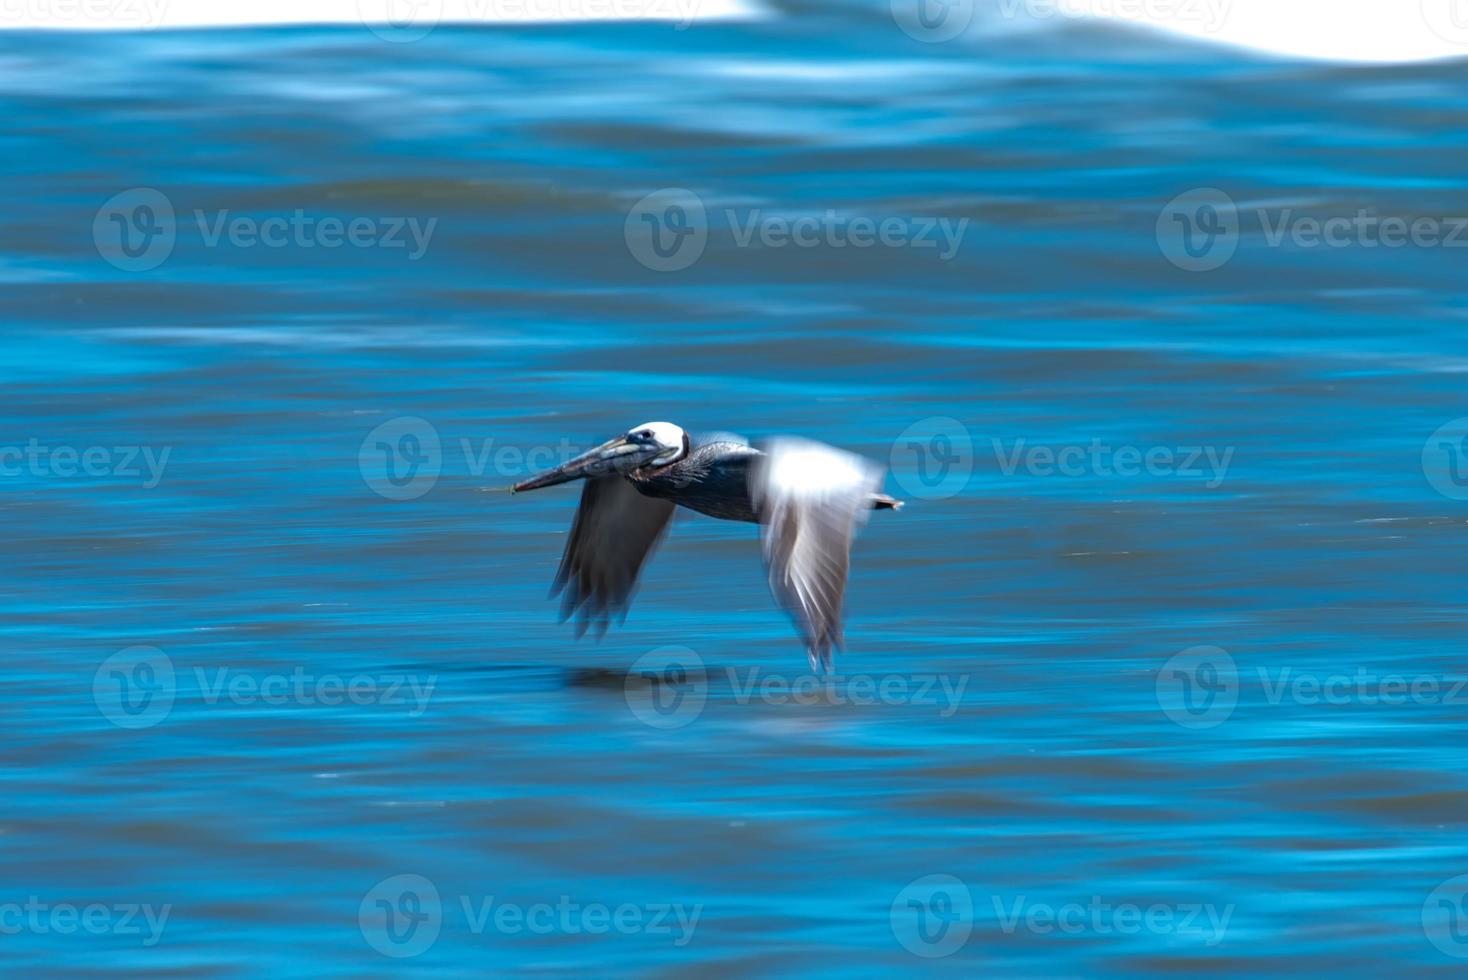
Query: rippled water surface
6,8,1468,975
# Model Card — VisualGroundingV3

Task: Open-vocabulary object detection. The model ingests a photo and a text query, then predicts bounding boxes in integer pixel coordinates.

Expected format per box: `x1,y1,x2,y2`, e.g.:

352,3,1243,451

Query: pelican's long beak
510,434,649,493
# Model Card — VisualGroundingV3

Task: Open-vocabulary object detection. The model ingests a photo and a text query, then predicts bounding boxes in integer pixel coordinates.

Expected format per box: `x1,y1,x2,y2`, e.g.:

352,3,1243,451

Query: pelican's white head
626,421,689,467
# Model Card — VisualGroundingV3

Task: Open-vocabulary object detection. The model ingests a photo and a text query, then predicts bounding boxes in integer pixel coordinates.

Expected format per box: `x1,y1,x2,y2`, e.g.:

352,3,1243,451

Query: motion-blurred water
6,7,1468,975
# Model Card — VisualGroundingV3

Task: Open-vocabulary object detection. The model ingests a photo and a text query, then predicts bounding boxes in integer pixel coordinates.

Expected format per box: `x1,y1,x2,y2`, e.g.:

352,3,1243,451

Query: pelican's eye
637,430,654,441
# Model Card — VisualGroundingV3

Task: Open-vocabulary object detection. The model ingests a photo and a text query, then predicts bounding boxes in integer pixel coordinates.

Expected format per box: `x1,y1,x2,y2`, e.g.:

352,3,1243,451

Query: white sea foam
3,0,1465,65
1066,0,1468,63
0,0,760,32
967,0,1468,64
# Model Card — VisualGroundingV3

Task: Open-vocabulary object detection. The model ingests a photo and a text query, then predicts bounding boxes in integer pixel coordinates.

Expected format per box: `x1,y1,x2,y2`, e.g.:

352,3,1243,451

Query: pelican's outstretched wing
552,477,675,637
750,438,885,671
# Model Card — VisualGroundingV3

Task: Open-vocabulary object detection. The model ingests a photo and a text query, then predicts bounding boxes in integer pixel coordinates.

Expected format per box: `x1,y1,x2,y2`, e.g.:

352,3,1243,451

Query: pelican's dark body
630,441,763,522
631,440,902,522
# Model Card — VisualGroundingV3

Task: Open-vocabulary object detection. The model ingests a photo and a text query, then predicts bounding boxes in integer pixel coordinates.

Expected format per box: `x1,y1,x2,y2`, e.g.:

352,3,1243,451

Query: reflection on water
5,7,1468,975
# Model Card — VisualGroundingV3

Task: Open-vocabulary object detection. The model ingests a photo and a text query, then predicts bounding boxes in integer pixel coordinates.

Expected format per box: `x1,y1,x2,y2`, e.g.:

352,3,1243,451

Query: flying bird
510,422,901,671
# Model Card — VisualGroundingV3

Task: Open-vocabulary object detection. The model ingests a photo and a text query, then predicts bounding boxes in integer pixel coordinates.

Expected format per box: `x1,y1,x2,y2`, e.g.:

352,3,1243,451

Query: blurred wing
552,477,675,637
751,438,884,669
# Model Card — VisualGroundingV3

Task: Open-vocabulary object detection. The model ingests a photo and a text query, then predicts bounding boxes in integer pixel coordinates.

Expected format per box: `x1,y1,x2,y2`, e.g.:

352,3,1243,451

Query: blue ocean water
5,7,1468,975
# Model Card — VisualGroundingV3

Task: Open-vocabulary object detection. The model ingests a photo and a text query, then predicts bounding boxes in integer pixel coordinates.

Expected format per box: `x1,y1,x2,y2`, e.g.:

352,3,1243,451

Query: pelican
511,422,902,671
